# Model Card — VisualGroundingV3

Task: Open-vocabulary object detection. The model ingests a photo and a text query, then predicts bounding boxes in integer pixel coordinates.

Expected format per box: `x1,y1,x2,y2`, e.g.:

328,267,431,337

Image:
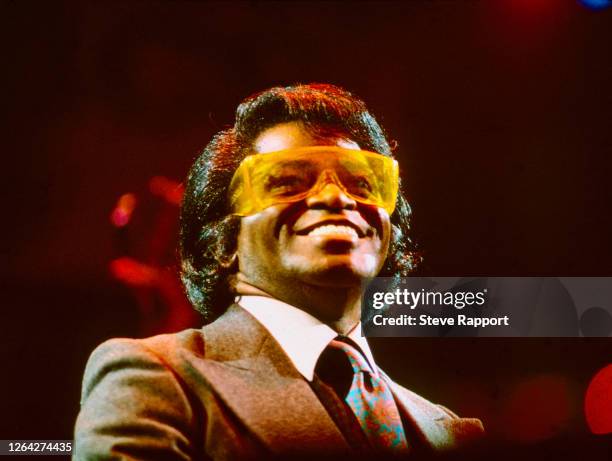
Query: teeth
307,224,359,239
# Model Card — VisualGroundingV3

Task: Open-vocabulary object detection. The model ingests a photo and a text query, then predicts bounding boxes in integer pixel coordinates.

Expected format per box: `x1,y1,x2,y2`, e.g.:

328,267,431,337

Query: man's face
235,121,392,294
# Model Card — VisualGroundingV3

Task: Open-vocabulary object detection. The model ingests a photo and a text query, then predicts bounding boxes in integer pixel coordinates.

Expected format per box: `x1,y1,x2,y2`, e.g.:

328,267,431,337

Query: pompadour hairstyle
179,83,419,321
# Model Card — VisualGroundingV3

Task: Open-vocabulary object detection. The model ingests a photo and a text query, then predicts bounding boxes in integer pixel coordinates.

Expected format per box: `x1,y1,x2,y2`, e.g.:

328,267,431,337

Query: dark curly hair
179,83,419,321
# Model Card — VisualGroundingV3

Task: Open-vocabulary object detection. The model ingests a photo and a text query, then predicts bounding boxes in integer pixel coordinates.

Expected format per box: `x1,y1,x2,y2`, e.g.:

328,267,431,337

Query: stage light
500,374,574,442
110,193,137,227
109,257,158,287
579,0,612,10
585,364,612,434
149,176,184,205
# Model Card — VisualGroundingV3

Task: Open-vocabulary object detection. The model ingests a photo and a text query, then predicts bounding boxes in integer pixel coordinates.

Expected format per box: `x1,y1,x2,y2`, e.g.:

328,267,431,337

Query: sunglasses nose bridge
306,169,357,210
310,168,343,193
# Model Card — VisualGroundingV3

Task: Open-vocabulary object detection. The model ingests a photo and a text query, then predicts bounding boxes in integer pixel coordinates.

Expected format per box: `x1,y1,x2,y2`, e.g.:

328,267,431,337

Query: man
74,84,484,460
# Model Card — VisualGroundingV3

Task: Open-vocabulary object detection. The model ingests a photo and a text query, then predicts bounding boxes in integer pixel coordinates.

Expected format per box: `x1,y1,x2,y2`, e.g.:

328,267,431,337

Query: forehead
253,121,360,154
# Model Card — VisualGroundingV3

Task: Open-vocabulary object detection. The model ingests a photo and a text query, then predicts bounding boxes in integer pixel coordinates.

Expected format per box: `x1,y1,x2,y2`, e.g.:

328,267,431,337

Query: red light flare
585,364,612,435
498,374,576,443
109,257,159,287
149,176,184,206
110,193,137,227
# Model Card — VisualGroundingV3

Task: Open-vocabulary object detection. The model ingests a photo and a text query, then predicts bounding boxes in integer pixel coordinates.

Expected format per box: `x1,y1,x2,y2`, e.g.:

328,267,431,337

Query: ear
216,251,238,270
208,215,241,270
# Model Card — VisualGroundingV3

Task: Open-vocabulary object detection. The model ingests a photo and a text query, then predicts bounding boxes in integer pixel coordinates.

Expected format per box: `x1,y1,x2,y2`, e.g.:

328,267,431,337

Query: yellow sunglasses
228,146,399,216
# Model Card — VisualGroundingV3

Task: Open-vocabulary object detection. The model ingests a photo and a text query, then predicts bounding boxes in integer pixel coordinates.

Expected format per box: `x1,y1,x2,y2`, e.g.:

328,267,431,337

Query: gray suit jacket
74,304,484,460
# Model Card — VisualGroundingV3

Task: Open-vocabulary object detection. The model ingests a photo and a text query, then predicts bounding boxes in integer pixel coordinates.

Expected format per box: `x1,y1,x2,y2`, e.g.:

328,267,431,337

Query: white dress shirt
236,295,378,381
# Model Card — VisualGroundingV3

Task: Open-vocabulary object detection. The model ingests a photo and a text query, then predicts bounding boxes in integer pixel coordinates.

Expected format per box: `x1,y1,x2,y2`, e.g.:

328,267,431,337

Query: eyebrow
272,159,316,170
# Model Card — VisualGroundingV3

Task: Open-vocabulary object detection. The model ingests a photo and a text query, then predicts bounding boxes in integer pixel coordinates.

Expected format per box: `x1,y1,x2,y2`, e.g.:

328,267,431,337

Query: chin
298,256,378,287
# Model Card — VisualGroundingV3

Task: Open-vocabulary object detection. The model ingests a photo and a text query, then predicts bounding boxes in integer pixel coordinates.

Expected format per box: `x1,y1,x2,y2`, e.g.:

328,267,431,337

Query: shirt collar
236,295,378,381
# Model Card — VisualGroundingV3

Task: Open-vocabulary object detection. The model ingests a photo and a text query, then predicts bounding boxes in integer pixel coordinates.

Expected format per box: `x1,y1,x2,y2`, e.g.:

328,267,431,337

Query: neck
232,272,362,335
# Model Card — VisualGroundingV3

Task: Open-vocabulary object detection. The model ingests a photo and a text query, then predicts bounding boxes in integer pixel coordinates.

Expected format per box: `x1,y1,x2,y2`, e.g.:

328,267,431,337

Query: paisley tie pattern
328,338,409,452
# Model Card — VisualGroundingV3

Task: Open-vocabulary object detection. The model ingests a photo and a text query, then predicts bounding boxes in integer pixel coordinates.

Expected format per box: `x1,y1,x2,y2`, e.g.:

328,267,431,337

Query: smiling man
74,84,483,460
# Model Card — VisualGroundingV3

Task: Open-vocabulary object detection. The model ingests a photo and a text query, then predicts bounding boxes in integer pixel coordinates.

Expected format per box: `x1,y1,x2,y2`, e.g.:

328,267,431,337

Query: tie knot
328,338,374,375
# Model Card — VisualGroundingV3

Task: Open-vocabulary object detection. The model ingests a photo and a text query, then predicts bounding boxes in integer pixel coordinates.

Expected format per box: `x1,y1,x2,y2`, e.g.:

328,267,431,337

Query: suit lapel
386,377,484,451
196,305,350,455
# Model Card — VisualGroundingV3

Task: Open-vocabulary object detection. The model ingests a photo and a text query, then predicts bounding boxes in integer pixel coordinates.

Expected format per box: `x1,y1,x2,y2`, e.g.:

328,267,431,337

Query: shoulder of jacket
87,328,206,370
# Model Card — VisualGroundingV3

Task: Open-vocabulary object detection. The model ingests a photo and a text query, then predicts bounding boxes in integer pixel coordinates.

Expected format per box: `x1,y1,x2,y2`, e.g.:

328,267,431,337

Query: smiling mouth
307,224,360,239
295,219,373,239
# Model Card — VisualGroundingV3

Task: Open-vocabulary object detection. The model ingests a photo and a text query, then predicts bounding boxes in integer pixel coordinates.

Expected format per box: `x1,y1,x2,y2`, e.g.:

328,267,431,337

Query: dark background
2,0,611,452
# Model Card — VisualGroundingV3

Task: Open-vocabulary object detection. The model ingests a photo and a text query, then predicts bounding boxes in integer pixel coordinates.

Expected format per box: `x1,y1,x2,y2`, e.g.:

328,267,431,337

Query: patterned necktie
327,338,409,452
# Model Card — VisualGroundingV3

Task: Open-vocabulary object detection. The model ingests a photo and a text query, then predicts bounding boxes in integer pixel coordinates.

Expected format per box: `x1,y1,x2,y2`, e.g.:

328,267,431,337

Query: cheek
236,217,262,265
236,211,282,262
235,224,252,266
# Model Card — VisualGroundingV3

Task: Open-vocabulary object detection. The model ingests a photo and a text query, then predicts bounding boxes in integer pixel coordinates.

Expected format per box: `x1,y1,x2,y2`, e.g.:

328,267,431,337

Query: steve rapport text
372,313,510,328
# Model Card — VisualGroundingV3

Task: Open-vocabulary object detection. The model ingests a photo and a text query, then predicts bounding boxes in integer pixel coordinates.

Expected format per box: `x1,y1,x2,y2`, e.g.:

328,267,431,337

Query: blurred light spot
579,0,612,10
580,307,612,337
110,193,137,227
149,176,184,206
585,364,612,434
109,257,158,287
500,374,574,442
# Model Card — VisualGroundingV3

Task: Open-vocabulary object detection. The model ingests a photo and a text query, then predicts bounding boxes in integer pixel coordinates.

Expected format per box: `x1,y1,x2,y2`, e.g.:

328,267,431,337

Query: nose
306,182,357,211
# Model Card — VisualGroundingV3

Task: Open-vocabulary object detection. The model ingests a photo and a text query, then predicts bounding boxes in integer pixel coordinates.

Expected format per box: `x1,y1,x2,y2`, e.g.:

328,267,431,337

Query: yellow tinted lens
255,159,317,198
228,146,398,216
336,156,383,202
